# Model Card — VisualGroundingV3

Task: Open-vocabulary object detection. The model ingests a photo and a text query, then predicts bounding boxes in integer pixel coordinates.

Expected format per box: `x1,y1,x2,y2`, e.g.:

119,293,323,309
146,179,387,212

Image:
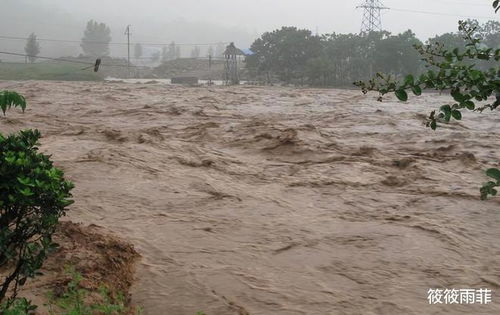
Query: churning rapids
1,80,499,314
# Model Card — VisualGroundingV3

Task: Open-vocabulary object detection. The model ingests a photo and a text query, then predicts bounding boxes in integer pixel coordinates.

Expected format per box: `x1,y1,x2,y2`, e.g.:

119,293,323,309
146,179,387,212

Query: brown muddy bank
7,222,139,314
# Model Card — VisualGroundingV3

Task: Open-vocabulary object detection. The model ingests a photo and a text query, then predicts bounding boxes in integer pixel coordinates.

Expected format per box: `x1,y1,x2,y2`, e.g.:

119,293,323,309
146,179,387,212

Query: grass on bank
0,62,102,81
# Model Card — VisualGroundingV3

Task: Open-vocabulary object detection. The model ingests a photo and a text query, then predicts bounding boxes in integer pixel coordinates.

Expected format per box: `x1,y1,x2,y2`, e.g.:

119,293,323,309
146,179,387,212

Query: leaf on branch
430,120,437,130
481,180,499,200
411,85,422,96
451,110,462,120
404,75,414,86
440,105,452,122
486,168,500,181
451,89,465,103
395,89,408,102
464,101,475,110
0,91,27,115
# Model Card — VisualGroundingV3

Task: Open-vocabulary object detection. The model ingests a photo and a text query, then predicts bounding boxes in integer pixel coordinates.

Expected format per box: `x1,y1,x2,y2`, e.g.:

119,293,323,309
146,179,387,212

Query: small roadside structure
171,76,199,85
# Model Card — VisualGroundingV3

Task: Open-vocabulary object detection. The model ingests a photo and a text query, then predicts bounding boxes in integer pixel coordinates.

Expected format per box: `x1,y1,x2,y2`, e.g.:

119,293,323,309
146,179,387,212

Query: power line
430,0,491,6
0,51,93,65
388,7,498,19
0,35,228,47
0,51,145,69
0,50,227,70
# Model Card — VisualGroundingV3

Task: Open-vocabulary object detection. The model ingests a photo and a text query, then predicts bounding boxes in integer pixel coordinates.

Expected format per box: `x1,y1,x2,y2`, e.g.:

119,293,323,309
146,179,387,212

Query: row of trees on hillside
246,20,500,86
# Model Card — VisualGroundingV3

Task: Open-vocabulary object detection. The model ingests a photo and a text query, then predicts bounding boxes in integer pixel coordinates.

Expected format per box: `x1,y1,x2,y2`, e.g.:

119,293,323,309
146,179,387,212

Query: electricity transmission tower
224,42,240,85
357,0,388,34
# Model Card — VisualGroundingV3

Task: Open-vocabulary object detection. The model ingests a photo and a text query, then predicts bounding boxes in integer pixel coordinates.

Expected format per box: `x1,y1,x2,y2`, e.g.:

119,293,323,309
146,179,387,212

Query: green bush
0,129,74,304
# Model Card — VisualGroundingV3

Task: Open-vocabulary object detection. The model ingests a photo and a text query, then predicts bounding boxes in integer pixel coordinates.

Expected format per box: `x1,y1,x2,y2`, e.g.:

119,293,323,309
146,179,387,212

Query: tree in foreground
355,1,500,199
81,20,112,57
0,92,74,311
24,33,40,64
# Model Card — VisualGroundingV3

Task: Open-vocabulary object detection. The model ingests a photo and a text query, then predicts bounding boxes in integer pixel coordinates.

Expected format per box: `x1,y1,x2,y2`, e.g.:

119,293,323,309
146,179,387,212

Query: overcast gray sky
37,0,497,37
1,0,497,59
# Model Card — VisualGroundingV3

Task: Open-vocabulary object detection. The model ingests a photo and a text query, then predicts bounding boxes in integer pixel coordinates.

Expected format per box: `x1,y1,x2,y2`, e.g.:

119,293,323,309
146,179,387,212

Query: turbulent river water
1,81,499,314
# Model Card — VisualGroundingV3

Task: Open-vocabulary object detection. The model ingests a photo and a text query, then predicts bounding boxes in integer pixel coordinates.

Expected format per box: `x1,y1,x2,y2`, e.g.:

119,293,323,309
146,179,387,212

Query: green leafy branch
481,169,500,200
354,17,499,200
358,19,499,122
0,91,27,115
355,22,499,130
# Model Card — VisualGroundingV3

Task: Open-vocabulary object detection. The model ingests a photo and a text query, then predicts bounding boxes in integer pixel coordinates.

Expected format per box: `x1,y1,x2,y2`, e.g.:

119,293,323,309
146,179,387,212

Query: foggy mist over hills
0,0,497,61
1,0,256,60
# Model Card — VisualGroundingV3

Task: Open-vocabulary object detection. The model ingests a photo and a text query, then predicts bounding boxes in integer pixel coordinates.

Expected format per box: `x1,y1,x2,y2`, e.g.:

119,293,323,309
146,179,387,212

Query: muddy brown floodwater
1,81,499,315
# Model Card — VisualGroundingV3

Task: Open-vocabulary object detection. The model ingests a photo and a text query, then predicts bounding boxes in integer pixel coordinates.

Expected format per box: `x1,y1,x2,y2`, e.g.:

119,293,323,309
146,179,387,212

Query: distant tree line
21,20,233,66
246,20,500,86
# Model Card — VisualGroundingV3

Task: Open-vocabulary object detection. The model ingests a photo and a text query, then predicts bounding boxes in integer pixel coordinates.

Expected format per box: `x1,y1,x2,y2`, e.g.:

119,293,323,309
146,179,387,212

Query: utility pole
125,25,131,77
208,54,213,86
357,0,388,34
